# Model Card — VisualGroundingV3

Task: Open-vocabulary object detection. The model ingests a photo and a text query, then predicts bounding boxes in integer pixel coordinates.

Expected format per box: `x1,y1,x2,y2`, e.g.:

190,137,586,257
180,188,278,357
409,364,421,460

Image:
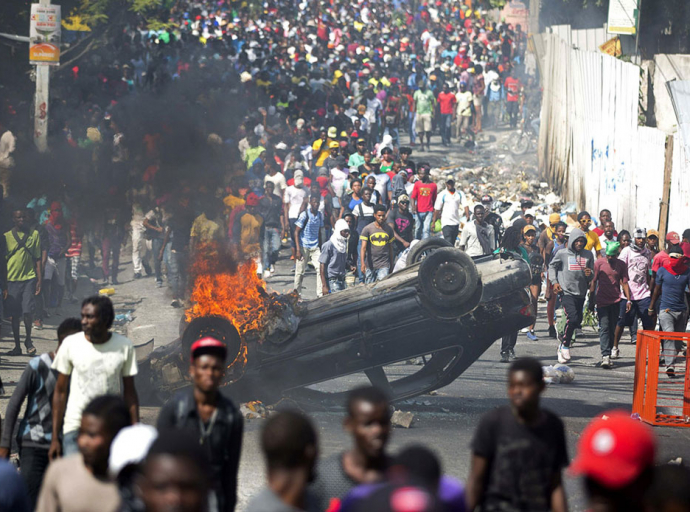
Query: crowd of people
0,296,688,512
493,205,690,373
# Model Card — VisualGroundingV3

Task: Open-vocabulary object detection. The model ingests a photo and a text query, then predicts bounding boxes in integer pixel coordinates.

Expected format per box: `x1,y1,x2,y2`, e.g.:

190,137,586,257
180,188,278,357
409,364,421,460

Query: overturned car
136,239,534,404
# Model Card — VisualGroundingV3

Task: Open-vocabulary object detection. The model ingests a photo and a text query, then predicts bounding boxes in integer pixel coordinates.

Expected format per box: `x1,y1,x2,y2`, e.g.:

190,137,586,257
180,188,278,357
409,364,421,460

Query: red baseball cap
190,337,227,360
666,231,681,243
245,192,260,206
569,411,655,489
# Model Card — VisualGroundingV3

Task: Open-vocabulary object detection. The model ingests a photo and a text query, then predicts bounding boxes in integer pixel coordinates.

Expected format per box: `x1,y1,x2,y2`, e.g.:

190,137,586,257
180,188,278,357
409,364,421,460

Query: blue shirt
295,209,323,249
656,267,690,311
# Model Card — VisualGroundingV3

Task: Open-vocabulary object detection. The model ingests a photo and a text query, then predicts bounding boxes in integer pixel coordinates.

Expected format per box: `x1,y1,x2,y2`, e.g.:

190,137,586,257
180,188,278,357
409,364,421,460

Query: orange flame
185,244,269,374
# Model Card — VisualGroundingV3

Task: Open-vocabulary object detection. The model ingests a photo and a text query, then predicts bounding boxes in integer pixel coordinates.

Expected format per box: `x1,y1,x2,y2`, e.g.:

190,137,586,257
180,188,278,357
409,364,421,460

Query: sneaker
500,352,510,363
548,325,557,338
601,356,612,369
557,344,571,363
134,273,142,279
262,270,271,280
611,347,620,359
33,319,43,329
269,265,275,273
526,330,538,341
171,299,182,308
156,280,163,288
111,278,119,285
666,366,676,378
520,327,529,333
509,349,517,360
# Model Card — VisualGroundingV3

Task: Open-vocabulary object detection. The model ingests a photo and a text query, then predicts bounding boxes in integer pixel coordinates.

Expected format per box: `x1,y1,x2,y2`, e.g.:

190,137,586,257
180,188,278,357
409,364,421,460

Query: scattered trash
99,287,116,296
631,412,641,421
391,410,415,428
543,364,575,384
114,311,134,325
240,400,269,419
668,457,683,465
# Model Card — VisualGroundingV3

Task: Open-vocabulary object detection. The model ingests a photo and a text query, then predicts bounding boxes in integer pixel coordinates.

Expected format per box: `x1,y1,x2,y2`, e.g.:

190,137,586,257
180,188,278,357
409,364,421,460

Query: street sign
607,0,639,35
29,4,61,65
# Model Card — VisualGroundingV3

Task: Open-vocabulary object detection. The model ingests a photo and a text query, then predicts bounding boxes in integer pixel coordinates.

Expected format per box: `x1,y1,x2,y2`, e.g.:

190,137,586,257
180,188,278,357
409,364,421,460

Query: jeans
101,233,122,280
415,211,433,240
501,331,518,354
356,238,365,283
384,126,400,148
409,113,416,144
561,294,585,347
441,225,459,246
507,101,519,127
262,226,281,270
20,446,50,509
294,246,322,297
152,237,164,283
659,309,687,367
365,267,390,284
440,113,452,144
168,249,186,299
328,276,346,292
597,302,620,357
63,430,79,456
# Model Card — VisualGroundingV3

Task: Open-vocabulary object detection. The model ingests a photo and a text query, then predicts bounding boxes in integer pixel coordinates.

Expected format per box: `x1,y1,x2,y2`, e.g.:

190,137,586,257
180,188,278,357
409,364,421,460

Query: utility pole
31,0,58,153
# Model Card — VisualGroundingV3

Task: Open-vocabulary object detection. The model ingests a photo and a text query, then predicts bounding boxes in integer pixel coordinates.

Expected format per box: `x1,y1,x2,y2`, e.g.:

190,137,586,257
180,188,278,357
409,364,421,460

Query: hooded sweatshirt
548,228,594,297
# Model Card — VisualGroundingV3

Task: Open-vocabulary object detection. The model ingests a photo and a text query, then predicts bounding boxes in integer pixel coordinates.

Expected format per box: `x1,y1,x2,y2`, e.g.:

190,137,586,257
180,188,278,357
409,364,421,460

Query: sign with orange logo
30,4,61,65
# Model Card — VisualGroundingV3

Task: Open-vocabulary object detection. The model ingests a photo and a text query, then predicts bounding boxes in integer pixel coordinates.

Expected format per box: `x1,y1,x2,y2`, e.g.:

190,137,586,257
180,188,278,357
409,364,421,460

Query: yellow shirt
312,138,333,167
584,230,602,252
190,213,222,244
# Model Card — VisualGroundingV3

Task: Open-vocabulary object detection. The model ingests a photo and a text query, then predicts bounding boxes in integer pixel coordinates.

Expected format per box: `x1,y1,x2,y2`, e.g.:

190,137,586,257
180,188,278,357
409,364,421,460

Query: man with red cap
570,411,656,512
157,336,243,512
232,192,265,276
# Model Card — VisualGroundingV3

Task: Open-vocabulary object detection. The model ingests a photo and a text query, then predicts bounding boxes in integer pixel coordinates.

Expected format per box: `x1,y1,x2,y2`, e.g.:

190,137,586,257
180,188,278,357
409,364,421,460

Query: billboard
607,0,639,35
30,4,61,65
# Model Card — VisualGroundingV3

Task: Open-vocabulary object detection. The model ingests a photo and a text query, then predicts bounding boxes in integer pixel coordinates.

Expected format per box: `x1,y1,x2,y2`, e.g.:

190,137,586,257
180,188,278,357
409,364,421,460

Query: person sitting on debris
467,358,568,512
246,411,319,512
309,386,392,511
549,227,594,364
157,337,243,512
460,205,495,257
569,411,655,512
320,219,352,295
588,242,632,369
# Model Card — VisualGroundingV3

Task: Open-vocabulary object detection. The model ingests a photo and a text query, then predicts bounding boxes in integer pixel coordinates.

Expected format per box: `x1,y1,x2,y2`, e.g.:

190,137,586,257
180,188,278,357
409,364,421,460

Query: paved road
1,132,688,511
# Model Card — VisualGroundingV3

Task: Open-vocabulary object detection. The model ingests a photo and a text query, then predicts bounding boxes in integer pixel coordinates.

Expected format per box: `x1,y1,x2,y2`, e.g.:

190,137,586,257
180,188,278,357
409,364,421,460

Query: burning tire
181,316,242,368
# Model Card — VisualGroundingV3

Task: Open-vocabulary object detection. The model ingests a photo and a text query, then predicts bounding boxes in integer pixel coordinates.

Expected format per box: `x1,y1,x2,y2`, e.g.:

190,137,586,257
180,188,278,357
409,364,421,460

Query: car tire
181,315,242,365
407,236,452,264
418,248,481,311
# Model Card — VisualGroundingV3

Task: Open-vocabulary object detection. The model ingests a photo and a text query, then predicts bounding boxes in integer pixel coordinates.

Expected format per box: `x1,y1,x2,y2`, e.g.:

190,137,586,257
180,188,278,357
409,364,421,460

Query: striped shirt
295,209,323,249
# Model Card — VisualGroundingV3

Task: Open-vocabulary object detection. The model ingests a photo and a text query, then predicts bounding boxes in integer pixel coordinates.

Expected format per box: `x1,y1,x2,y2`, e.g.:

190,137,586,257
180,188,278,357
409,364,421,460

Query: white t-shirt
283,185,307,219
52,332,138,434
330,168,349,198
460,222,496,257
434,189,466,227
456,91,473,117
264,172,287,197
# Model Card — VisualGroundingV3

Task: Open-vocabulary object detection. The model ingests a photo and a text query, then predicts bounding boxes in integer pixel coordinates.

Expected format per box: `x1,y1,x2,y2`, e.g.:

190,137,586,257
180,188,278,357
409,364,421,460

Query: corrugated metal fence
536,32,690,233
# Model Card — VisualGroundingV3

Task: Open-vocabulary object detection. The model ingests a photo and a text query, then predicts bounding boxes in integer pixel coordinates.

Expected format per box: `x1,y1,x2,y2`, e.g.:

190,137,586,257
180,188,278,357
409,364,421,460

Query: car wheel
181,315,242,365
407,236,452,264
418,248,480,311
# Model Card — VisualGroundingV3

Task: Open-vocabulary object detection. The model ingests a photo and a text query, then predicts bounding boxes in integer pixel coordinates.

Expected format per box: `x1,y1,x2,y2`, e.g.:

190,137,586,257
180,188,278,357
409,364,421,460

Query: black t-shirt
388,208,414,242
471,405,568,512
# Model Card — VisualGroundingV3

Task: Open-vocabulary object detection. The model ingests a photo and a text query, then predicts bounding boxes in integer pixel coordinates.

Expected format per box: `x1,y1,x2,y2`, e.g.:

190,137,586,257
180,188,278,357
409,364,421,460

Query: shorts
45,256,67,286
473,94,483,107
6,278,37,317
417,113,432,132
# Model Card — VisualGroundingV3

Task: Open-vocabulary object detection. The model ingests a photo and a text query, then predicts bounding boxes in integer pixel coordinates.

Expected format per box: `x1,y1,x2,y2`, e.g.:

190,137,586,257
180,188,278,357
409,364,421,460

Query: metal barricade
632,330,690,427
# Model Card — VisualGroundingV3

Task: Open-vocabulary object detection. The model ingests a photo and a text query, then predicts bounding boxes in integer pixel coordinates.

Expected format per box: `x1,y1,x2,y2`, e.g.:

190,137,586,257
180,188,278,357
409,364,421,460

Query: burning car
136,240,534,404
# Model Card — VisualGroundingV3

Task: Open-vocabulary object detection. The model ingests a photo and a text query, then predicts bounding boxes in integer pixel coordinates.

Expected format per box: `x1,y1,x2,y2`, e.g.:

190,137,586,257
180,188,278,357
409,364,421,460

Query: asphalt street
1,132,689,511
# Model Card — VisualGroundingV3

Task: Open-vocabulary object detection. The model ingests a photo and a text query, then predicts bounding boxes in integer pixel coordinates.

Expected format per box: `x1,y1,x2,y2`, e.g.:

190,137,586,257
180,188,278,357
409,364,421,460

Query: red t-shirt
437,91,457,115
593,257,629,307
505,77,520,102
316,176,330,197
287,177,312,187
411,181,438,213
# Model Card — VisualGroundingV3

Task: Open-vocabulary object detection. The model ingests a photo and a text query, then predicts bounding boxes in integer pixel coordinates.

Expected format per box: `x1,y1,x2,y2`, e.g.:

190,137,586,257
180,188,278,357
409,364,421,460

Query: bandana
664,257,688,276
330,219,350,253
